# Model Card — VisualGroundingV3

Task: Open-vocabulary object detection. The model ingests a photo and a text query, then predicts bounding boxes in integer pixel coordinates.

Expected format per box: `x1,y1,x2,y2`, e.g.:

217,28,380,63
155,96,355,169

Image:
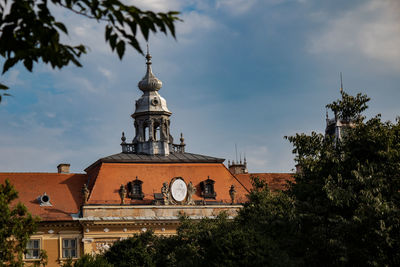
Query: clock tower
122,47,174,155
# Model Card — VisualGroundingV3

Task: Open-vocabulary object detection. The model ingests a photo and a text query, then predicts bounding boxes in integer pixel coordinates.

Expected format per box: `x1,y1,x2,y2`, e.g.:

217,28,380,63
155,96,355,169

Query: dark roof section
85,152,225,172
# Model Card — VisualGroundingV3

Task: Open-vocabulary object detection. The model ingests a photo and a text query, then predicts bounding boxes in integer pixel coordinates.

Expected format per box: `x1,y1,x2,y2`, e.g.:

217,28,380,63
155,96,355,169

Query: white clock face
170,178,187,202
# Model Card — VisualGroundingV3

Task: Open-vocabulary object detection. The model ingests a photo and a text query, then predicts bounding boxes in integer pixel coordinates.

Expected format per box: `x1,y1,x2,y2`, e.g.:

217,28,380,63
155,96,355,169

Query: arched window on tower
127,177,144,200
200,177,216,199
144,127,149,141
155,126,160,141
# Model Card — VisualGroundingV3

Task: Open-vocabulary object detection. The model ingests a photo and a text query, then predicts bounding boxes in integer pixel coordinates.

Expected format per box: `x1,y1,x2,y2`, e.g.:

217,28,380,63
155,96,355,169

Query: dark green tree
153,180,299,267
104,231,157,267
287,91,400,266
0,0,180,101
0,179,39,266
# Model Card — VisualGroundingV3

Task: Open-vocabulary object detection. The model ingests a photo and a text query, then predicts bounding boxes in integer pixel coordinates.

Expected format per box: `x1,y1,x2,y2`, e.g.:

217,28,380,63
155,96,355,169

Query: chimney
228,161,248,175
57,163,70,174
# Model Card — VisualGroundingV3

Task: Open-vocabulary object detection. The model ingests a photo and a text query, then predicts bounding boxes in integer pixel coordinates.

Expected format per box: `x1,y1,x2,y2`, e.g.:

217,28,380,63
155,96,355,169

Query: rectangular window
25,239,40,259
62,238,77,258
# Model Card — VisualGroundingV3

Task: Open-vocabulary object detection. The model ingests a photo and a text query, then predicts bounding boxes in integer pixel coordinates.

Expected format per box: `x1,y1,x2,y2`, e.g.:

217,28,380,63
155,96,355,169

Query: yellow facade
23,205,241,267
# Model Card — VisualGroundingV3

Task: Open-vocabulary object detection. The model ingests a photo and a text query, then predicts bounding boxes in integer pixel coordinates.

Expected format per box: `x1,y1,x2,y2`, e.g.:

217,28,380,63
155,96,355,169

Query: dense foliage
0,179,39,267
287,91,400,266
0,0,180,101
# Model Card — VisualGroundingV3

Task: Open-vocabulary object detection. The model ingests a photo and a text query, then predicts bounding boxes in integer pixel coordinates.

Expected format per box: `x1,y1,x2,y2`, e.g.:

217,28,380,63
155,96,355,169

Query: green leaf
0,83,9,90
105,25,112,41
23,58,33,72
2,58,18,74
109,34,117,50
116,41,125,59
54,22,68,34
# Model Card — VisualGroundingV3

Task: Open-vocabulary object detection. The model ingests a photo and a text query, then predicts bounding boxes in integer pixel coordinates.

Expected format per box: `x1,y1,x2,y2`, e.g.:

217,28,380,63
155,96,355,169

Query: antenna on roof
340,72,343,93
235,144,238,163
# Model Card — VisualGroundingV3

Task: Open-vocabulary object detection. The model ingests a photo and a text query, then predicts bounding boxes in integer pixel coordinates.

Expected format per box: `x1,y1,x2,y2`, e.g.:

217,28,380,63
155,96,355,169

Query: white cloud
126,0,184,12
216,0,258,15
308,0,400,70
5,70,23,86
176,11,217,41
98,67,113,80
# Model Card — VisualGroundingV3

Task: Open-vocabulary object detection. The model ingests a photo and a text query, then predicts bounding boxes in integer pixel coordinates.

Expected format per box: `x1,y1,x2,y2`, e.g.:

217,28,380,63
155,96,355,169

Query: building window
25,239,40,259
200,177,216,199
62,238,77,258
127,177,144,200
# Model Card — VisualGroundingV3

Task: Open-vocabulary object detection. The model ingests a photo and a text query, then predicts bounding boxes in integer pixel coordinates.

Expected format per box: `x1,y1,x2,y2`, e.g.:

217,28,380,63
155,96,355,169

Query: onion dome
138,48,162,92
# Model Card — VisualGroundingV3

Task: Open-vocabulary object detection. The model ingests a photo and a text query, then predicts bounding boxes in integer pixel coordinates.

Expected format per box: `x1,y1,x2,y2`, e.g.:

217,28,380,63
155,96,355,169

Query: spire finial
180,133,185,145
138,43,162,92
145,43,152,66
340,72,343,93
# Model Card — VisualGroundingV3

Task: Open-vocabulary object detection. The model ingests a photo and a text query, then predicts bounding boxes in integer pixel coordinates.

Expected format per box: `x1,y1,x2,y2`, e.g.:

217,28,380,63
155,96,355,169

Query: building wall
24,229,82,267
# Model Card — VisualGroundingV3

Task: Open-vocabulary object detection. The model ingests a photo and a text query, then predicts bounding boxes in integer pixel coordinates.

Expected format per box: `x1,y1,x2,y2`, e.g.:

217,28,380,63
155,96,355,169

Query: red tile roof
0,168,293,222
0,173,87,221
234,173,294,192
87,163,250,204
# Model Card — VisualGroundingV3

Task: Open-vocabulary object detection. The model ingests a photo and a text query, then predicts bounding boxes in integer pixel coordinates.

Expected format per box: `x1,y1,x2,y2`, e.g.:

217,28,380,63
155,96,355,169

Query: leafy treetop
326,90,370,122
0,0,181,101
0,179,39,267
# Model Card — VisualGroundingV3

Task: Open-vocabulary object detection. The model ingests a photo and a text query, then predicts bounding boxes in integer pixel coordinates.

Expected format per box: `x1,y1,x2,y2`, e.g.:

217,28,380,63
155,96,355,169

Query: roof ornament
121,132,126,144
138,44,162,92
37,192,52,206
82,184,89,205
229,185,236,204
119,185,127,205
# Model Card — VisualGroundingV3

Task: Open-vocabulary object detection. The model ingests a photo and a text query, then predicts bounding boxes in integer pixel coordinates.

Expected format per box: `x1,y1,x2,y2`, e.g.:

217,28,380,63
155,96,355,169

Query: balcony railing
172,144,185,153
121,143,136,153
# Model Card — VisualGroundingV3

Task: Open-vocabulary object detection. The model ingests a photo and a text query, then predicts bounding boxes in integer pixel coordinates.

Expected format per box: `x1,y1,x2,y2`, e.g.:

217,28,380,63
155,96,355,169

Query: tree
61,254,111,267
106,181,299,267
0,0,181,101
0,179,40,266
286,91,400,266
104,231,157,267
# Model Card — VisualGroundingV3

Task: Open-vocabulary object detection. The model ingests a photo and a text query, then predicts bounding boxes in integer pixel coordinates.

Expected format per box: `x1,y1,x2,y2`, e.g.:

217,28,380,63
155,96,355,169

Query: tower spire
138,44,162,92
340,72,343,93
128,47,172,156
146,43,151,65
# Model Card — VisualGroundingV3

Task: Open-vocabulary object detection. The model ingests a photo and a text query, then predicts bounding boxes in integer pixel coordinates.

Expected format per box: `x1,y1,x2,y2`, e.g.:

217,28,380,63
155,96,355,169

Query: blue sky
1,0,400,173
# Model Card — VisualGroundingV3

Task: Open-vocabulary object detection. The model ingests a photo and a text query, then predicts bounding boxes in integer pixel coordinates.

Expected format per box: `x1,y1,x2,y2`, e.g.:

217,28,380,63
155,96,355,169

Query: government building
0,50,292,266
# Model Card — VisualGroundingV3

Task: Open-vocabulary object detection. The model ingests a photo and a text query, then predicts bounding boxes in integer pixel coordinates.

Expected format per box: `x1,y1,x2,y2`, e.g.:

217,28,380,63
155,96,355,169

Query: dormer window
200,177,216,199
127,177,144,200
